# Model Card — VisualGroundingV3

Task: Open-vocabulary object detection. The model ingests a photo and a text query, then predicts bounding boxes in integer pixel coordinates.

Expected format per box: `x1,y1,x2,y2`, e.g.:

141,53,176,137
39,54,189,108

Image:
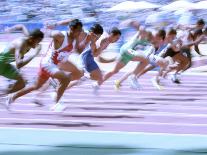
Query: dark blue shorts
80,49,99,73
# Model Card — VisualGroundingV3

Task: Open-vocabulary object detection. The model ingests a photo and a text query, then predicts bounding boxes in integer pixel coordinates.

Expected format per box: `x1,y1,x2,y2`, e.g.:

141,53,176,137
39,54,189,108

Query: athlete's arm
183,35,204,47
46,19,75,29
176,24,195,31
75,31,91,53
97,56,116,63
15,42,41,69
120,19,141,31
5,24,30,36
158,44,170,57
92,38,109,57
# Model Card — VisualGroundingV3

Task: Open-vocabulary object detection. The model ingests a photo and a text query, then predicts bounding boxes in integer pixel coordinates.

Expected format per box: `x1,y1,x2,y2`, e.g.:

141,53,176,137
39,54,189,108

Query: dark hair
90,24,103,35
168,28,177,35
29,29,44,39
197,19,205,26
194,29,203,37
69,19,83,29
157,29,166,40
110,27,121,36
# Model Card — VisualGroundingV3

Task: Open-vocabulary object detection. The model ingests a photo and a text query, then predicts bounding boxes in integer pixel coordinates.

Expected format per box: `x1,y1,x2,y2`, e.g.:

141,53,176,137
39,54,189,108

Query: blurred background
0,0,206,51
0,0,206,29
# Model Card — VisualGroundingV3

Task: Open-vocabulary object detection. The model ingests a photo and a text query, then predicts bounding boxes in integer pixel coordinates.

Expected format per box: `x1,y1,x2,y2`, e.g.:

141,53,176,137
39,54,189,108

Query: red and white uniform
39,31,73,79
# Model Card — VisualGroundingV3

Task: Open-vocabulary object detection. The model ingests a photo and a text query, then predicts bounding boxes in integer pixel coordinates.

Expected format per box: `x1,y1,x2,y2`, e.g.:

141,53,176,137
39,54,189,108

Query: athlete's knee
70,69,83,81
160,60,168,69
142,59,149,66
76,69,84,79
16,77,26,89
112,68,119,74
60,72,71,85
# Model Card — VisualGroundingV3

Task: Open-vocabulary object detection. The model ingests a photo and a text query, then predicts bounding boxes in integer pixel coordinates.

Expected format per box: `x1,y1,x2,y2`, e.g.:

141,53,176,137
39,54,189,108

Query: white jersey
41,31,73,65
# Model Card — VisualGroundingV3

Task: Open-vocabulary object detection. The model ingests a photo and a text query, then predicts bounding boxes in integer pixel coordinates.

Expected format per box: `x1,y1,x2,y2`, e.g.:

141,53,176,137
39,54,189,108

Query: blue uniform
80,49,99,73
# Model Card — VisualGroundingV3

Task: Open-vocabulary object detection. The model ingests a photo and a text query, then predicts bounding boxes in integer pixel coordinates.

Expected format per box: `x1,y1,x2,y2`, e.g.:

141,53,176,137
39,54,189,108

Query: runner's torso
42,31,73,65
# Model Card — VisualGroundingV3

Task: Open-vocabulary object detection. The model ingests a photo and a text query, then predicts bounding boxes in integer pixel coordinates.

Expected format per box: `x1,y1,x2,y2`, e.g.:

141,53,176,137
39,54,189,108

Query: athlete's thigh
173,53,187,63
58,60,80,73
113,60,126,72
90,68,102,80
1,63,22,80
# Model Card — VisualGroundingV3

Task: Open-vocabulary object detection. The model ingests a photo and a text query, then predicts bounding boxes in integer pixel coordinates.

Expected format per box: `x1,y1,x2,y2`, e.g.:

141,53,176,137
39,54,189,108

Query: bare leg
137,65,154,78
103,61,126,83
58,60,83,81
51,72,71,103
6,75,26,94
12,76,48,101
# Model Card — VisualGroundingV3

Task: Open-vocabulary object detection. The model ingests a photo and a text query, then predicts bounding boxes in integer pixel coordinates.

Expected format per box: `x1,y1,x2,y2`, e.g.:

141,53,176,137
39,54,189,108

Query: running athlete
79,27,121,93
165,28,206,83
128,29,170,90
177,19,205,56
116,28,177,90
7,19,83,110
101,22,152,90
0,25,43,95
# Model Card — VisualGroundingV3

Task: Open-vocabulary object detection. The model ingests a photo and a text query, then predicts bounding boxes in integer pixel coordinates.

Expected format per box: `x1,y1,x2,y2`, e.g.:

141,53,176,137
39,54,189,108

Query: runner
7,19,82,111
80,27,121,93
0,25,43,96
102,22,152,90
115,28,177,90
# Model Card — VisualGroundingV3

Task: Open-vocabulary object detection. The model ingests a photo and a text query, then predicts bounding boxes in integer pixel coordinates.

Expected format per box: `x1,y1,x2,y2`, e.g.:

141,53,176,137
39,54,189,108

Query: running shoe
114,80,121,90
151,77,163,90
50,102,67,112
128,75,141,90
92,82,100,95
171,74,181,84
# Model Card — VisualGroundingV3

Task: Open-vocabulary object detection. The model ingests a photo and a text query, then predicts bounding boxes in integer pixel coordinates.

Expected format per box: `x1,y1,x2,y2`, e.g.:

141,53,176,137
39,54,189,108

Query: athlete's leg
103,60,126,83
12,76,48,102
0,63,26,94
58,60,83,81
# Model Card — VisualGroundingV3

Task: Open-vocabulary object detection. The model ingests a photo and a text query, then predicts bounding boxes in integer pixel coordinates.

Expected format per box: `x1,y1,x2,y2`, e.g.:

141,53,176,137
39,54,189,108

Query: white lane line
4,103,207,111
1,126,207,137
0,117,207,127
1,109,207,118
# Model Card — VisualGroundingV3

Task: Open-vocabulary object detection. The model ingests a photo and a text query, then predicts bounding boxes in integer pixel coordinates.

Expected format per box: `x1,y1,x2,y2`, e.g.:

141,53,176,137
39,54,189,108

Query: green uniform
119,35,149,64
0,48,20,79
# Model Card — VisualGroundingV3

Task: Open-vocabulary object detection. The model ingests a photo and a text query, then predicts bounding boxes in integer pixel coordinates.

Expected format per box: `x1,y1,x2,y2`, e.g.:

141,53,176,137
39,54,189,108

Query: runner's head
193,29,203,40
167,28,177,41
146,31,153,42
89,23,104,42
155,29,166,41
108,27,121,43
28,29,44,48
69,19,83,38
196,19,205,30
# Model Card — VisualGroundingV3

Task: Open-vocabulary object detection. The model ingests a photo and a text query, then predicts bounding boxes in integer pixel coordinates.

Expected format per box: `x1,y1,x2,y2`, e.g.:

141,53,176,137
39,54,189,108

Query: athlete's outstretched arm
15,42,42,69
97,56,116,63
176,24,195,31
5,24,30,36
45,19,76,29
92,38,109,57
75,31,91,53
119,19,141,31
183,35,205,47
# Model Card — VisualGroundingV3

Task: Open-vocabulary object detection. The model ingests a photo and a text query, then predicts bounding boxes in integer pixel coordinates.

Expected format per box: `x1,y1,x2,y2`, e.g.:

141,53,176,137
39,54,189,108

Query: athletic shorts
0,62,20,79
148,54,161,66
119,47,135,65
181,48,191,59
38,63,60,80
162,48,178,58
80,49,99,73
